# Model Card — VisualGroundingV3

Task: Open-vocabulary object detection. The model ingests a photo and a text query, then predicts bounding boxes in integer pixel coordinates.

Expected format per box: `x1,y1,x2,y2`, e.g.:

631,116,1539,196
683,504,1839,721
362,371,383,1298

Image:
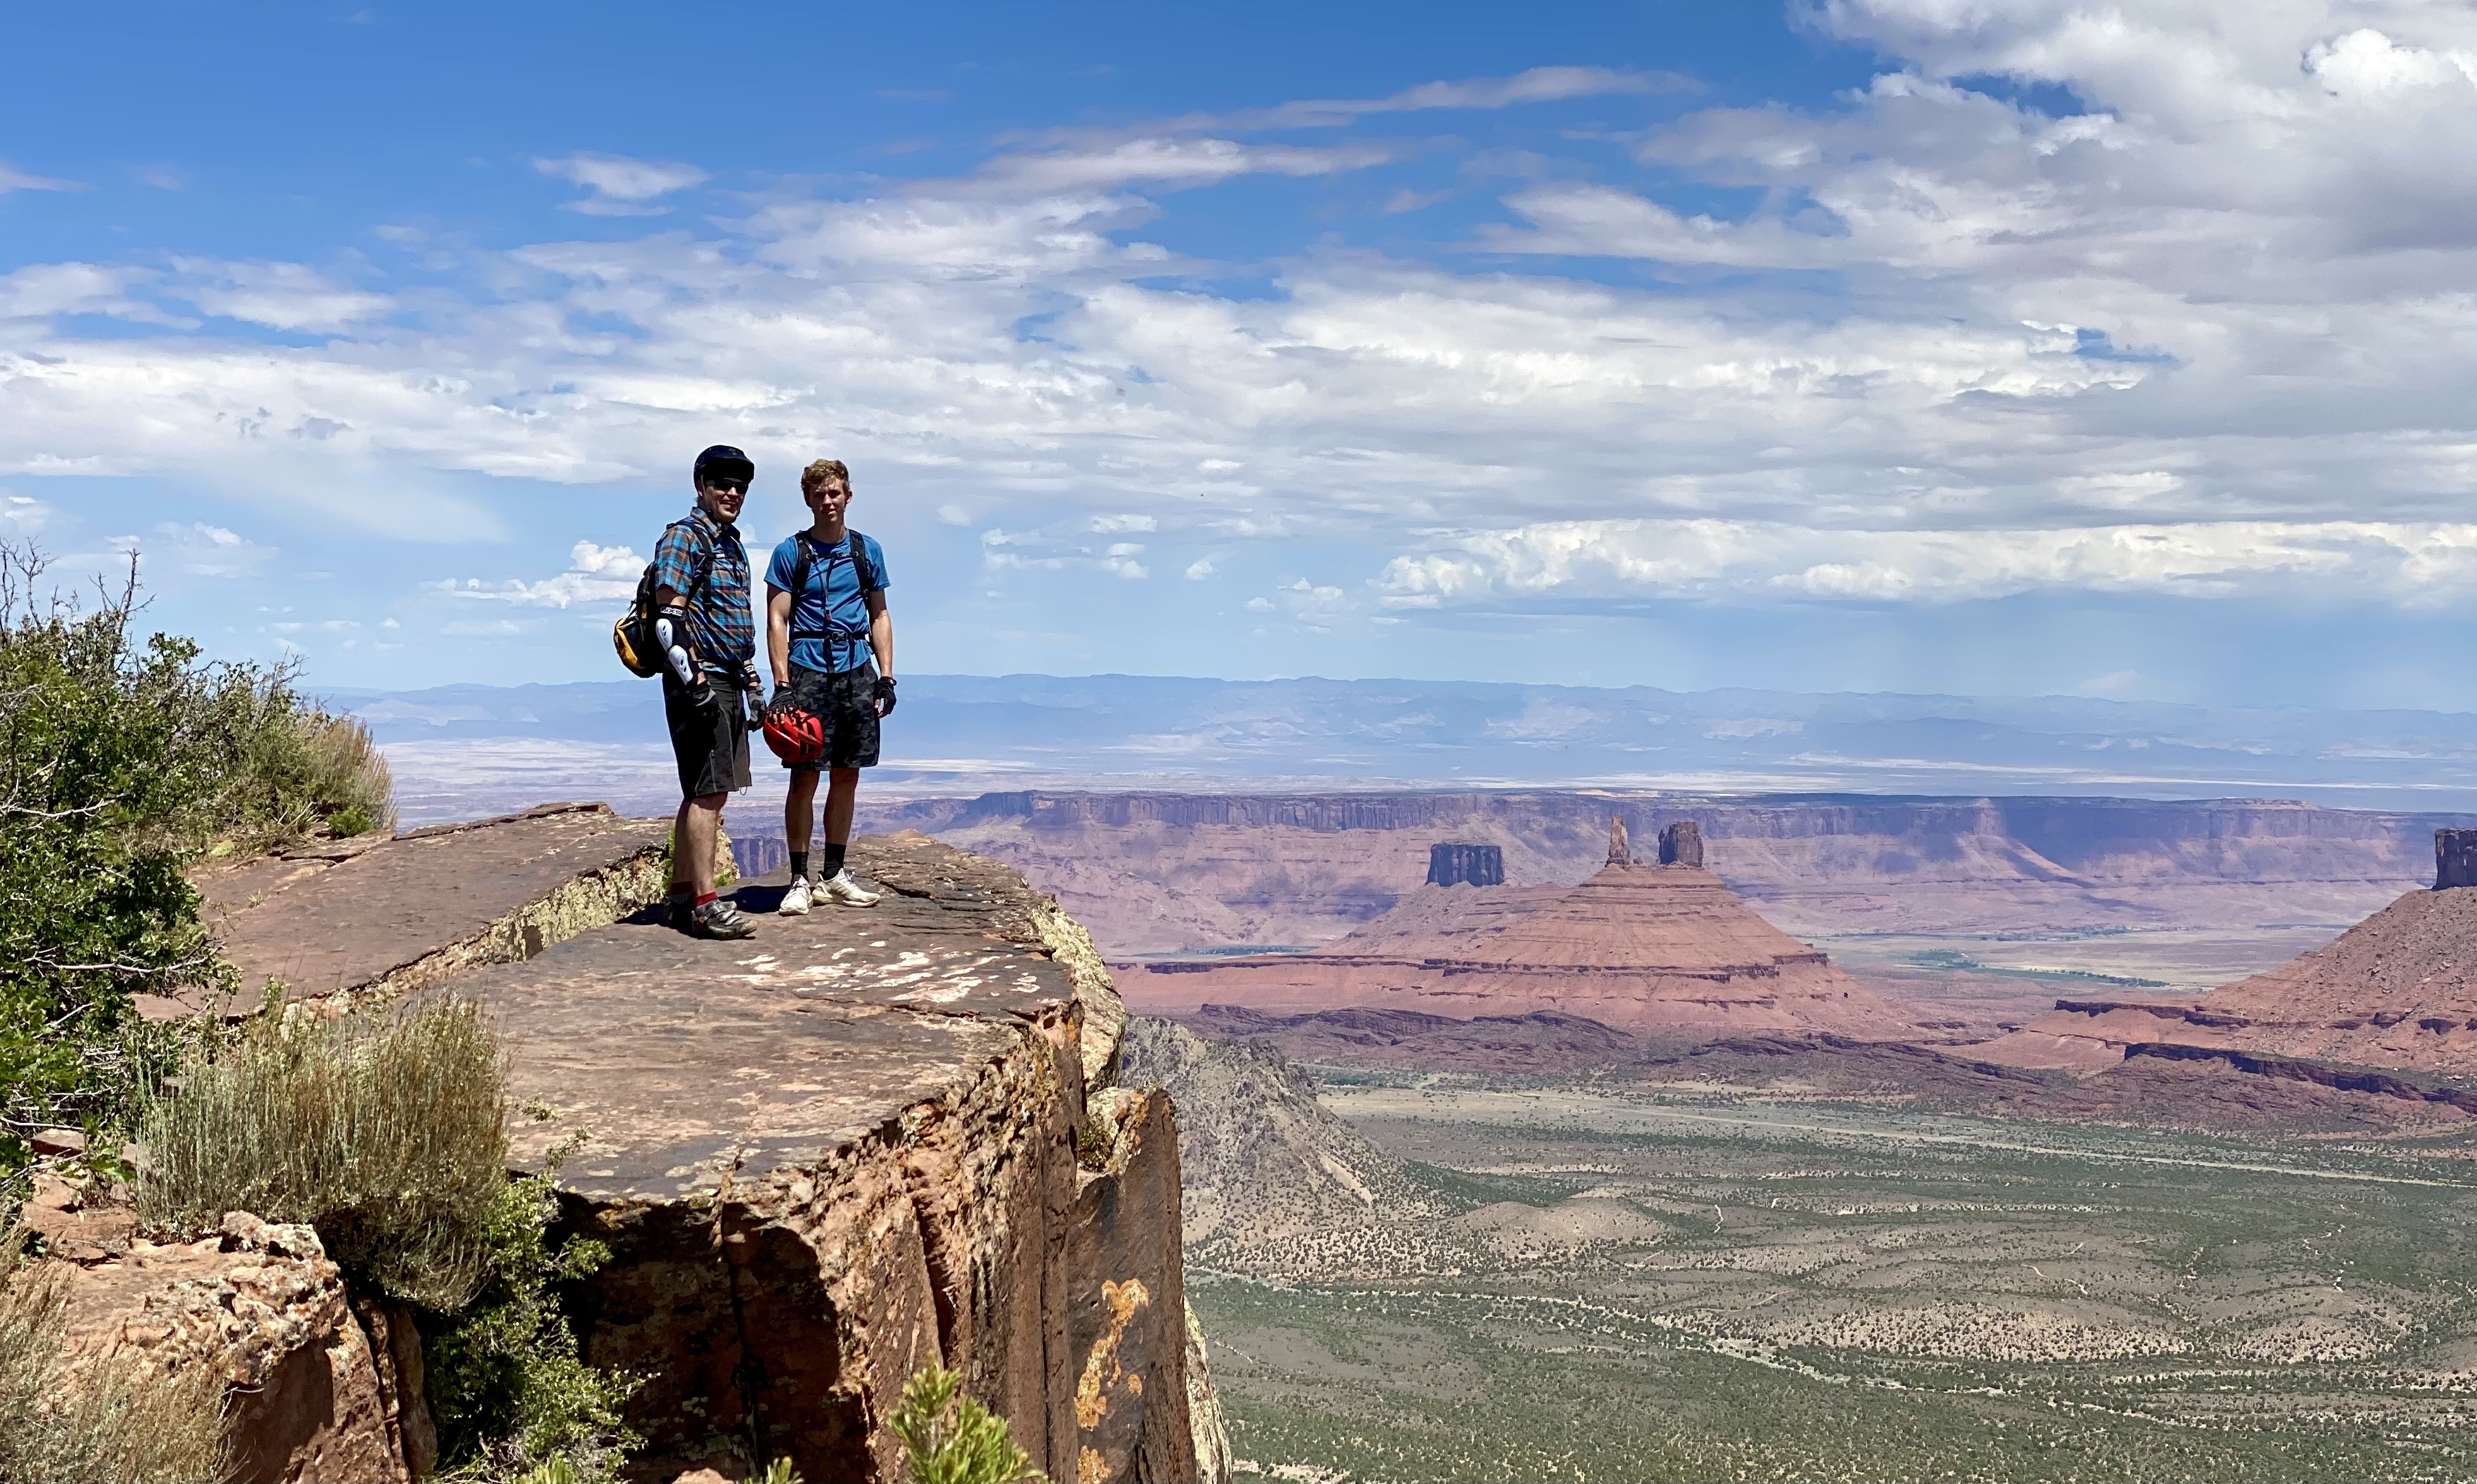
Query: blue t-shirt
765,530,889,674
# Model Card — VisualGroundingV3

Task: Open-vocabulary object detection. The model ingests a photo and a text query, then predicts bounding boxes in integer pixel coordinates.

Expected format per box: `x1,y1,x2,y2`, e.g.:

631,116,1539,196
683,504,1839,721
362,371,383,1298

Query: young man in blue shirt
764,458,896,913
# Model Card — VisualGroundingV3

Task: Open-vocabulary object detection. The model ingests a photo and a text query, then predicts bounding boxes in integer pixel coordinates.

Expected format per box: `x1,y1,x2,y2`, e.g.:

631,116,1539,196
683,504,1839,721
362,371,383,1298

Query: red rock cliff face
455,833,1204,1483
47,810,1215,1484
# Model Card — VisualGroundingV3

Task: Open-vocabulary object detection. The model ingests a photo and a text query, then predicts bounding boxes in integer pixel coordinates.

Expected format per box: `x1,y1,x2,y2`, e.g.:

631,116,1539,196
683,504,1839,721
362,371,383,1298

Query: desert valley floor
1184,1073,2477,1483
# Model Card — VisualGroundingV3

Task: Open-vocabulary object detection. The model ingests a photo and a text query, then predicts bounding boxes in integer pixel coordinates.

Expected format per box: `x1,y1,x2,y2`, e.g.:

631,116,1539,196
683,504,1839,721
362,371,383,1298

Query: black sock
819,842,846,879
788,850,809,882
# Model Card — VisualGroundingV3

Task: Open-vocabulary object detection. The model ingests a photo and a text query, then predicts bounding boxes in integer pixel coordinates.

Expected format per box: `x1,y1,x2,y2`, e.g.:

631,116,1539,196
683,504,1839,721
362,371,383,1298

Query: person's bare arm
766,586,794,689
866,590,893,680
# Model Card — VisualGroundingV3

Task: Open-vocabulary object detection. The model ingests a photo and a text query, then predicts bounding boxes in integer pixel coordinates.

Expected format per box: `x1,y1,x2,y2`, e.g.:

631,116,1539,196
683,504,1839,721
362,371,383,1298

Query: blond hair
800,458,851,498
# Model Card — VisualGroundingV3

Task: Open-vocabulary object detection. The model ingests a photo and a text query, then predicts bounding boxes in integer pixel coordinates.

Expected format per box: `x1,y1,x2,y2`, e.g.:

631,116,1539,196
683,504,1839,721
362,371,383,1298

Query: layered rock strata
53,811,1204,1483
1129,860,1918,1040
453,833,1195,1482
884,790,2468,952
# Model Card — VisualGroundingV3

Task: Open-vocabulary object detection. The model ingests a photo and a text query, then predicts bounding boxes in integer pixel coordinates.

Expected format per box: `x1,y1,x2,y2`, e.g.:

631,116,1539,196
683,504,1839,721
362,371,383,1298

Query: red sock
695,891,718,907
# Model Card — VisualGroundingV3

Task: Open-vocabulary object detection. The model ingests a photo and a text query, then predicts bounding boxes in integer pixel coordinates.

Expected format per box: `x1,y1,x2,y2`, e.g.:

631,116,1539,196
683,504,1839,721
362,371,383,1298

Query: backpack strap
787,531,877,670
664,517,719,608
848,530,883,593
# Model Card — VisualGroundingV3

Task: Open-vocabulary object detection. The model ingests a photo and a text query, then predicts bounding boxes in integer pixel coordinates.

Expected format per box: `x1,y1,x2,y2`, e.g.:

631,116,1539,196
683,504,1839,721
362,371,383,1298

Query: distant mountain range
335,674,2477,816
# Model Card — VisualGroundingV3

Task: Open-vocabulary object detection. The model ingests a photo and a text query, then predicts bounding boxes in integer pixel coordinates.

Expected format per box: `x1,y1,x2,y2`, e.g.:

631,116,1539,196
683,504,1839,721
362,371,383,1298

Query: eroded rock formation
1660,820,1704,869
30,1190,433,1482
884,790,2459,954
1976,828,2477,1081
1127,861,1919,1040
1425,843,1503,888
2438,827,2477,890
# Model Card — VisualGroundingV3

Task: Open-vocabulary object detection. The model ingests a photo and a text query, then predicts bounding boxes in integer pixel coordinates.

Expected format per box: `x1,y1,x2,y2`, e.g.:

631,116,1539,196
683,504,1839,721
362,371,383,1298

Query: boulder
45,1209,431,1483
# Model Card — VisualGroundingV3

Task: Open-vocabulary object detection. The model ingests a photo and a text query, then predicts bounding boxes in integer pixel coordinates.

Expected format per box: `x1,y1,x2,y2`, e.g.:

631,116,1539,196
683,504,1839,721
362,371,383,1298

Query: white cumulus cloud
441,540,644,607
535,152,711,215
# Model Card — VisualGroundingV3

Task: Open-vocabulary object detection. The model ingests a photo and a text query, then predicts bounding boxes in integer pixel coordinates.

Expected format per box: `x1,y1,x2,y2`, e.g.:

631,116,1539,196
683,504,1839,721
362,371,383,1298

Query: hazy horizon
344,672,2477,824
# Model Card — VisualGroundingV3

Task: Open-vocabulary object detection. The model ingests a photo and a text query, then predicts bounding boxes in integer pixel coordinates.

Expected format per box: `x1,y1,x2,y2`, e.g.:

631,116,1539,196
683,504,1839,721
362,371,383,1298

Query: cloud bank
9,3,2477,633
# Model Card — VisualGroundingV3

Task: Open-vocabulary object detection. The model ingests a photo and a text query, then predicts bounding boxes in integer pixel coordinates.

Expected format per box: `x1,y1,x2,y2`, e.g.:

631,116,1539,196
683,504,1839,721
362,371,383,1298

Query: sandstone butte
1973,828,2477,1093
1125,819,1920,1042
20,802,1228,1484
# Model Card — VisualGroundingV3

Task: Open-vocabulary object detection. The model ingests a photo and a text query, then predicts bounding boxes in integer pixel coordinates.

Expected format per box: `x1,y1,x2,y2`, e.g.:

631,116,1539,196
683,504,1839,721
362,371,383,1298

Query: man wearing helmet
655,444,765,941
764,458,896,913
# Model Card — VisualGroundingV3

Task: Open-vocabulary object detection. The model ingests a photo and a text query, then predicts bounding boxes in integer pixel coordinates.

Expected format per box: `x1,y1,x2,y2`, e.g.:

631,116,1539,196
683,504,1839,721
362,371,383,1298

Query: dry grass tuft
136,997,509,1311
0,1224,229,1484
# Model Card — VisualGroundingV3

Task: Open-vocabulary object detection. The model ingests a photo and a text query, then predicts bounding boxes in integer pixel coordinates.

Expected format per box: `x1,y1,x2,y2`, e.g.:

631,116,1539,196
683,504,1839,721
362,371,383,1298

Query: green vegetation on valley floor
1192,1076,2477,1484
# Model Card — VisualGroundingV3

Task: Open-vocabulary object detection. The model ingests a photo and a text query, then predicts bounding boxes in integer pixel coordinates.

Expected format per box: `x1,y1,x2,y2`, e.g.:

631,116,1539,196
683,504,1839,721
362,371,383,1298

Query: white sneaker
777,877,813,916
819,869,881,908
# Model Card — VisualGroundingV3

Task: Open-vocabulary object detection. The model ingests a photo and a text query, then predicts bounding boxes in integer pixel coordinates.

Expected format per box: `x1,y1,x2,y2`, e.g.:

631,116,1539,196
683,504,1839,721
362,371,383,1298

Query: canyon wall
869,791,2477,953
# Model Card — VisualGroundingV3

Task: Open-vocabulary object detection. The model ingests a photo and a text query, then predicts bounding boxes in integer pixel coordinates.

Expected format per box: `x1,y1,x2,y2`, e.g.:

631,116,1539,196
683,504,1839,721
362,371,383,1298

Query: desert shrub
0,543,395,1199
428,1135,641,1482
136,996,508,1310
890,1360,1045,1484
0,1224,229,1483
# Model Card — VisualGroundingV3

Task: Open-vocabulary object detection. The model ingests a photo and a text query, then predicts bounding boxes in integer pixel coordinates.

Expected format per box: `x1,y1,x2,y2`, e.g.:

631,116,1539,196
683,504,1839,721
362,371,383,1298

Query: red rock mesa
1126,817,1918,1041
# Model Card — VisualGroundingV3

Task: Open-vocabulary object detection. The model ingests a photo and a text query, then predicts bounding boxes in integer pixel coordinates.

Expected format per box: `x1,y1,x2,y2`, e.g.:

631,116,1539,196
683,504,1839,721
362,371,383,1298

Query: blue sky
8,1,2477,709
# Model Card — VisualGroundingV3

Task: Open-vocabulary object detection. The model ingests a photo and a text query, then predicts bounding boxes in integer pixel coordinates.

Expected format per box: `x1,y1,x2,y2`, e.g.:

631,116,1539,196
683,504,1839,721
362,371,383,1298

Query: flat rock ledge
455,831,1189,1483
183,802,675,1012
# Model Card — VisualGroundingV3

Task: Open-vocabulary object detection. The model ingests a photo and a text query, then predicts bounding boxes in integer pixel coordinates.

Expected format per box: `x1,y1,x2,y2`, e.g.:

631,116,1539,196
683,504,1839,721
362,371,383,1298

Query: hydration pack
787,529,882,672
612,519,714,679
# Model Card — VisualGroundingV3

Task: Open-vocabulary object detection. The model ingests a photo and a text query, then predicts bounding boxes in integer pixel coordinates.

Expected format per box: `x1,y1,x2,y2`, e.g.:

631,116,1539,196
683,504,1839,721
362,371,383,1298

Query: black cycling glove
872,675,898,718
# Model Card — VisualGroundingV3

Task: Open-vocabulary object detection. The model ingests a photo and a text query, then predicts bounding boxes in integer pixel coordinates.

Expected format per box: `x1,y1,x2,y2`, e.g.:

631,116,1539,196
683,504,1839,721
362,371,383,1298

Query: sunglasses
704,478,750,494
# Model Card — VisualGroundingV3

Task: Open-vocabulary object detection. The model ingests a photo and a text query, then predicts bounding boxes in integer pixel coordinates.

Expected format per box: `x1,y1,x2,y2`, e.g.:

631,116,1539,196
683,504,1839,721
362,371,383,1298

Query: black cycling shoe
689,898,758,940
666,896,693,931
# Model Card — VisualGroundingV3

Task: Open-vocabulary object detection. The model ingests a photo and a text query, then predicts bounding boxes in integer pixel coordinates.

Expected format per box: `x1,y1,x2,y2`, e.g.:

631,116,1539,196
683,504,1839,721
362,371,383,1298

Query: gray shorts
779,663,881,771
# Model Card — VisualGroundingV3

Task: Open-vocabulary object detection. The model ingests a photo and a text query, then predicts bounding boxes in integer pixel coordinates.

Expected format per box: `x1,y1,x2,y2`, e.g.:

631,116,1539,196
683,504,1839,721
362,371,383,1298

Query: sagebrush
0,1223,229,1484
0,542,395,1199
136,995,508,1310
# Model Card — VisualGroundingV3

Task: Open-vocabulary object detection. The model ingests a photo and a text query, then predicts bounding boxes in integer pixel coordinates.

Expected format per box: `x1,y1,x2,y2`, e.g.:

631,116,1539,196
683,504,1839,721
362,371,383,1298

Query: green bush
136,996,509,1310
890,1361,1045,1484
0,543,395,1200
0,1223,229,1483
428,1135,641,1483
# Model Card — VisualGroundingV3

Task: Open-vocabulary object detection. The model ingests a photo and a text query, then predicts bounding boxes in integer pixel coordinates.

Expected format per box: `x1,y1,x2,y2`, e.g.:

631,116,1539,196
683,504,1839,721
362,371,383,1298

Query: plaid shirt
650,504,755,678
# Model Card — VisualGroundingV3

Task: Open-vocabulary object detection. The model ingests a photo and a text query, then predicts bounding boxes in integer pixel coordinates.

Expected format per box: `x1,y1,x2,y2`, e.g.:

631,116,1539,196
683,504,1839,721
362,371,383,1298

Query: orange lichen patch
1074,1278,1152,1432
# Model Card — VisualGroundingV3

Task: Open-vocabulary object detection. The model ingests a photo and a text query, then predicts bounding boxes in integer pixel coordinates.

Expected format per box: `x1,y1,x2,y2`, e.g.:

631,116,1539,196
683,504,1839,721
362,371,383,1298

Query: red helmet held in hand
761,703,826,764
